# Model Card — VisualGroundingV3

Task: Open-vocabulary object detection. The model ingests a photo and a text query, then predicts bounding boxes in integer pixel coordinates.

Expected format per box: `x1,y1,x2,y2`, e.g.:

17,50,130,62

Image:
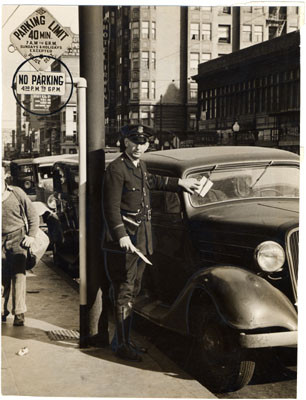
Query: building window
201,6,211,11
201,53,211,62
190,6,200,11
288,26,298,33
190,23,199,40
131,82,139,99
222,7,231,14
254,6,264,13
254,25,263,42
141,81,149,99
142,21,149,38
132,21,139,38
151,51,156,69
218,25,231,43
190,82,197,99
141,51,149,68
140,111,149,125
189,113,197,129
242,25,252,41
123,29,129,40
202,23,211,40
190,52,200,70
132,8,139,19
151,21,156,39
151,81,156,99
296,7,299,14
132,52,139,69
131,112,139,124
244,6,252,12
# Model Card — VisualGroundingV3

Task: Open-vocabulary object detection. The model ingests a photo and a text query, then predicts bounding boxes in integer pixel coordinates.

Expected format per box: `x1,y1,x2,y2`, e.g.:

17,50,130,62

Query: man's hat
121,124,153,144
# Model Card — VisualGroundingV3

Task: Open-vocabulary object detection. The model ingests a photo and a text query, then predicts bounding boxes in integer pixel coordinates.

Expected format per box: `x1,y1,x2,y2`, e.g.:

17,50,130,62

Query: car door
147,190,191,305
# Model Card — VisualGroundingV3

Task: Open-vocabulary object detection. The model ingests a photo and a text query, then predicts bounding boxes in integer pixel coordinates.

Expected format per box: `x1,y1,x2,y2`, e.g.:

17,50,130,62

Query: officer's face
124,138,149,160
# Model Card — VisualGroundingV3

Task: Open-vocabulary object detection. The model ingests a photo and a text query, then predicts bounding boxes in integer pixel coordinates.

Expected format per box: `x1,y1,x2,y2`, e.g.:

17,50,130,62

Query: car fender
193,266,297,331
163,265,297,335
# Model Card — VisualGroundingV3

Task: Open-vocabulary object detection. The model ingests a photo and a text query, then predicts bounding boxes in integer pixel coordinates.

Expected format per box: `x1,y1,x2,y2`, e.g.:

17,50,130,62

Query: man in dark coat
103,125,200,361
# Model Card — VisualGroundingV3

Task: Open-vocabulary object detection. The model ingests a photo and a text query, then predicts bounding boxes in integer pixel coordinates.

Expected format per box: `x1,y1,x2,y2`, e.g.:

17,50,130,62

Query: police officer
103,125,200,361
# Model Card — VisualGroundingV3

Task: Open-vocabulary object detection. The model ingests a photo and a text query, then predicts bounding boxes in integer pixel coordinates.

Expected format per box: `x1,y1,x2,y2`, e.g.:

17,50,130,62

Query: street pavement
1,253,216,398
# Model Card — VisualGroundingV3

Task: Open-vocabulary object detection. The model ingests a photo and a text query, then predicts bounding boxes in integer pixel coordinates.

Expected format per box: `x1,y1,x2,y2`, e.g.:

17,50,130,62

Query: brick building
193,30,300,153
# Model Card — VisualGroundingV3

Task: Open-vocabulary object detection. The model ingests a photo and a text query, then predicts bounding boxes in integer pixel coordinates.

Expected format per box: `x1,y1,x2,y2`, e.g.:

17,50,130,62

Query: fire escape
266,7,286,39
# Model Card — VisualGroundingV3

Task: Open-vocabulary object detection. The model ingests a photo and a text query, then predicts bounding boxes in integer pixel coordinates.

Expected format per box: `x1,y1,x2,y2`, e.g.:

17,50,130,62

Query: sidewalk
1,253,216,398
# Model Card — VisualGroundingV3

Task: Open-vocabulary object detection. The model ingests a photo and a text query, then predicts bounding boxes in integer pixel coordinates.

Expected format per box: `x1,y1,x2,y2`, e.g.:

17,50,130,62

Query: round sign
11,54,74,116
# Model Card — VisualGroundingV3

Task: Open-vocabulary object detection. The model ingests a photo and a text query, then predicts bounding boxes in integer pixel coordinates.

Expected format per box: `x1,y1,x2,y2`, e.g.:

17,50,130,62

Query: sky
1,5,79,130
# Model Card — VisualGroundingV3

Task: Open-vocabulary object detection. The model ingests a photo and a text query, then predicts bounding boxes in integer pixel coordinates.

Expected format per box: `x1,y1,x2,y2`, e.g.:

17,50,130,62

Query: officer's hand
178,178,201,194
119,236,137,253
21,235,35,248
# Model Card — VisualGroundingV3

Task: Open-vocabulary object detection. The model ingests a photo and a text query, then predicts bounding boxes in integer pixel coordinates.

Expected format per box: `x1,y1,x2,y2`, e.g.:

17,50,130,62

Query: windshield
38,166,53,180
189,164,299,207
13,165,33,178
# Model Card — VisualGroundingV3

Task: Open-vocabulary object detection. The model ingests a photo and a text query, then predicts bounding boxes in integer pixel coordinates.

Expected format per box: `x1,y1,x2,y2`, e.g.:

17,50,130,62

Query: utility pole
79,6,108,348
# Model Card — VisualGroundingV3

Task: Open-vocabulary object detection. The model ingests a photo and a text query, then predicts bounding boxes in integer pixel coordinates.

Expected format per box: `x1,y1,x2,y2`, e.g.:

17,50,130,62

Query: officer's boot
114,306,142,362
125,311,148,354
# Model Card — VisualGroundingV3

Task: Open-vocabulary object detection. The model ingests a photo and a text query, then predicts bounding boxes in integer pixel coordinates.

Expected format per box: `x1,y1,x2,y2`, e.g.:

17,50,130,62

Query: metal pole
79,6,108,348
75,78,88,348
160,94,163,148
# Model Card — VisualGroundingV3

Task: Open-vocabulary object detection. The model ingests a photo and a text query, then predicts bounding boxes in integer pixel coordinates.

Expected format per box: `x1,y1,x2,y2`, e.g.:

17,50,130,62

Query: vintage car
32,154,78,208
51,152,119,276
131,146,299,392
10,154,78,205
10,158,35,199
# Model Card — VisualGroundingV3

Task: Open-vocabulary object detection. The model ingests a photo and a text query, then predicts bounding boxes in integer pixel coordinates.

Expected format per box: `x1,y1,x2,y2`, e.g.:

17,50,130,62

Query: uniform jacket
103,152,179,254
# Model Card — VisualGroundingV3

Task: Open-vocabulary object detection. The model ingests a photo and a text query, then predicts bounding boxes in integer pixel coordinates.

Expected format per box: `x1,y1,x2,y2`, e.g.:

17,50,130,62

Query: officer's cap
121,124,152,144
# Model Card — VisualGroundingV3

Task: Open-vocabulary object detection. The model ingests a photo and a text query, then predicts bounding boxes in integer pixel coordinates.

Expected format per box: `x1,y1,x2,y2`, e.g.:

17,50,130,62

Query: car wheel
190,310,255,393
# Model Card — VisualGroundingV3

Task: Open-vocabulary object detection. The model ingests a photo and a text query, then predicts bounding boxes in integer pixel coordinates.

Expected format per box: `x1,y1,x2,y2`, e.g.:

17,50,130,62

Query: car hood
189,198,299,235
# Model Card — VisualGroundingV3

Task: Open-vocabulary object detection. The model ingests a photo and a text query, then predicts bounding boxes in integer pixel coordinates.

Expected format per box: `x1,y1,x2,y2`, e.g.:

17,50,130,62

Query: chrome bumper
239,331,297,348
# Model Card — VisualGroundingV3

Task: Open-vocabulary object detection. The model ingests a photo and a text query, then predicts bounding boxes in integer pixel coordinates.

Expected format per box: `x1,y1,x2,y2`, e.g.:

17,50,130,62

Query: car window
38,166,53,180
188,164,299,207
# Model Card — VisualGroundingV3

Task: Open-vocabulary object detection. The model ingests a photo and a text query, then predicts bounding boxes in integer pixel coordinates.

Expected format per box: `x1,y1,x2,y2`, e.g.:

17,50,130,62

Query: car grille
286,228,299,303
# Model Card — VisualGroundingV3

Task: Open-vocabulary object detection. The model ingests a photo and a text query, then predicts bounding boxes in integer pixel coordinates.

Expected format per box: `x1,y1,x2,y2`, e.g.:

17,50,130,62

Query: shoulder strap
11,188,29,234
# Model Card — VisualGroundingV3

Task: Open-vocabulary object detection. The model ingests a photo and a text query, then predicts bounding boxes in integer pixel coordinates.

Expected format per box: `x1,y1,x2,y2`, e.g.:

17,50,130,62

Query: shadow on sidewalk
2,316,193,380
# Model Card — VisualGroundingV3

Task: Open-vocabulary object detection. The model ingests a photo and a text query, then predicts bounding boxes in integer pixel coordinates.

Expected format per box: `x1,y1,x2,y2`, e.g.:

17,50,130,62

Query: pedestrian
103,124,200,361
2,163,39,326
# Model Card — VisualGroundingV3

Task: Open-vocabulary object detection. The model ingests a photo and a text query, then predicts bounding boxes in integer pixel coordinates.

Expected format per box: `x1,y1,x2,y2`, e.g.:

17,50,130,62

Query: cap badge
137,126,144,133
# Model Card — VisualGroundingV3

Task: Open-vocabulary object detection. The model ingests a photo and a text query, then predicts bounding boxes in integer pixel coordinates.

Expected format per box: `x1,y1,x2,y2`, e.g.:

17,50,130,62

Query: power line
2,6,20,29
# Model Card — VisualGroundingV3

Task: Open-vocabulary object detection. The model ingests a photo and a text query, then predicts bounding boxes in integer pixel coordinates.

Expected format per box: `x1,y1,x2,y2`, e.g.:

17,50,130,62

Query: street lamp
232,121,240,145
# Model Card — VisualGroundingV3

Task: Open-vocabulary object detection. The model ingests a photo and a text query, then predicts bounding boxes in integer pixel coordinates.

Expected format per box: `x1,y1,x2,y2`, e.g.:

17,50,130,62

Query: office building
103,5,300,146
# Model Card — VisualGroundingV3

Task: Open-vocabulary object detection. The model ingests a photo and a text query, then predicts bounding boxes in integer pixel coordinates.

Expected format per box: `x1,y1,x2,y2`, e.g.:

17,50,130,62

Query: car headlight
47,194,57,210
254,241,285,272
